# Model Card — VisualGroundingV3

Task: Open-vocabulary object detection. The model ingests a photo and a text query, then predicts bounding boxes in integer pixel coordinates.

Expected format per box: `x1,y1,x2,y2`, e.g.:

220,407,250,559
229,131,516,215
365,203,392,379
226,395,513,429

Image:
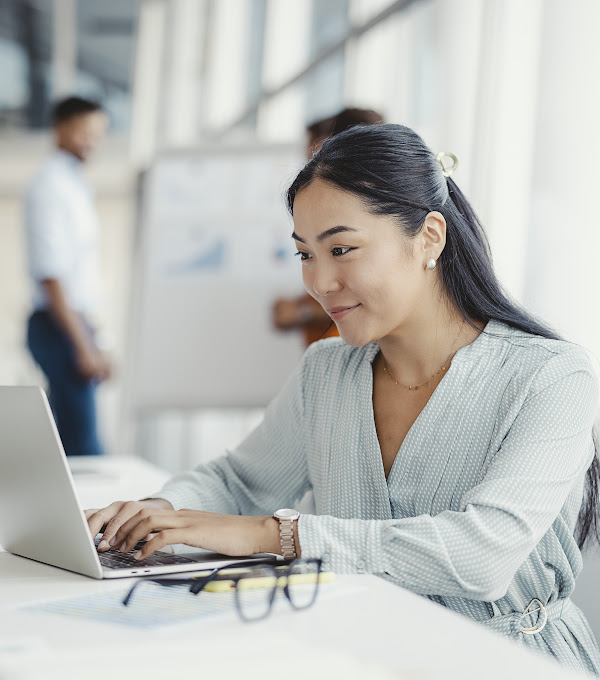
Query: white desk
0,457,585,680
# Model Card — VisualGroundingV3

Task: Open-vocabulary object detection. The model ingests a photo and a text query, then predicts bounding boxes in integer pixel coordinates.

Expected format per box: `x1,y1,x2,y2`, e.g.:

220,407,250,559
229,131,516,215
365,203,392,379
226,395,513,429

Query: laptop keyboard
94,537,199,570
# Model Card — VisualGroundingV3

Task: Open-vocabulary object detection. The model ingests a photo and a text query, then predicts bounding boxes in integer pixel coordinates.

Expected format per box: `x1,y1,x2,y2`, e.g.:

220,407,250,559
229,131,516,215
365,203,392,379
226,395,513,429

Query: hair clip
436,151,459,178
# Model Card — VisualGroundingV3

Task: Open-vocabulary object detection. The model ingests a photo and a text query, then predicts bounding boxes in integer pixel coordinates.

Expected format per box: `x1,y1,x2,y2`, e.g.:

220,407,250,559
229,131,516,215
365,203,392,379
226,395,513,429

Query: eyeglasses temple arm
122,577,197,606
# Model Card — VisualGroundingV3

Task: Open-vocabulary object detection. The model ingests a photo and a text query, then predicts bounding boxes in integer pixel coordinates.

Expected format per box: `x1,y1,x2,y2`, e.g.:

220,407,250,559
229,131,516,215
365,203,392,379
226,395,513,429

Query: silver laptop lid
0,386,103,578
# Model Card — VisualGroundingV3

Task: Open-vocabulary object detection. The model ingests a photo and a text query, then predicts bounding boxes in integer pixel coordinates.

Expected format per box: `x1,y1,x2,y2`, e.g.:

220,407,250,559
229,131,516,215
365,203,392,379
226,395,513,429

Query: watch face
275,508,299,520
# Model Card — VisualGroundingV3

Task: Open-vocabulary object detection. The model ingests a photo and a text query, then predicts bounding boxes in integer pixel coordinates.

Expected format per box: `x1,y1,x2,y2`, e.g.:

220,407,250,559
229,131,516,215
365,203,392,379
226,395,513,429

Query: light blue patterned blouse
152,320,600,674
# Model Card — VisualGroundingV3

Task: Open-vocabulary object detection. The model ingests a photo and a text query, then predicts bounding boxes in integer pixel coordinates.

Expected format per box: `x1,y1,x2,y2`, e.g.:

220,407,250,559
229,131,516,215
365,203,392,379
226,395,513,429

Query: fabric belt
482,597,571,636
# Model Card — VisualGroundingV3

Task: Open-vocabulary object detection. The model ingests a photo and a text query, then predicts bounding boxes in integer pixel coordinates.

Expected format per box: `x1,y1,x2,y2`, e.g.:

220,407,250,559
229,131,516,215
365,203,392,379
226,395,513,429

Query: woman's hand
108,508,280,560
85,499,174,551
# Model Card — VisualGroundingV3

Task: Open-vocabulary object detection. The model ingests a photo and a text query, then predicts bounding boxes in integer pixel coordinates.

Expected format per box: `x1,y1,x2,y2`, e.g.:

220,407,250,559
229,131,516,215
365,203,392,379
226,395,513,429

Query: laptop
0,386,270,579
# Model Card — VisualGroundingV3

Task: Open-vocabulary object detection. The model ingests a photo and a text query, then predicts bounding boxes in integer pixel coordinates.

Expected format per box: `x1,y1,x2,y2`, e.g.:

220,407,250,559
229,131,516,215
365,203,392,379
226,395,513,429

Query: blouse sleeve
299,347,599,602
146,349,312,516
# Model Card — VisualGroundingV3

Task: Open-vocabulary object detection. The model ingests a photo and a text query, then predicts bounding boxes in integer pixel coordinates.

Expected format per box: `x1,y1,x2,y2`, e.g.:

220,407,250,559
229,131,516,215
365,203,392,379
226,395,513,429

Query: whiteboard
129,145,307,409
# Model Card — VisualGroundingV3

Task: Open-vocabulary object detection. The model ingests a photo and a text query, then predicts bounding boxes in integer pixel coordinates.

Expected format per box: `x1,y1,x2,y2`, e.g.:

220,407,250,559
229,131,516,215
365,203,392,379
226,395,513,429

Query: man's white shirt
24,149,101,317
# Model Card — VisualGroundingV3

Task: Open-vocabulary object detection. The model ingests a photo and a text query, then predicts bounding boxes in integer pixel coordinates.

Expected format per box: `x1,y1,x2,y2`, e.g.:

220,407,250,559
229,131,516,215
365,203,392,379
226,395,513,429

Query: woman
87,124,600,674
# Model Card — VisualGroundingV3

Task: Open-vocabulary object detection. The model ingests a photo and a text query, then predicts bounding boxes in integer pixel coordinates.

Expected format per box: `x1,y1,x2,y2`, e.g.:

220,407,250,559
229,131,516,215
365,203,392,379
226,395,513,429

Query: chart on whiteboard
156,223,296,282
130,145,308,409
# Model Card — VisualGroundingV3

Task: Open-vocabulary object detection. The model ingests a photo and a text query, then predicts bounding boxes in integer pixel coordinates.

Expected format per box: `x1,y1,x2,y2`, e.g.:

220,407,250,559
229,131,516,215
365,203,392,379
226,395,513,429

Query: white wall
524,0,600,359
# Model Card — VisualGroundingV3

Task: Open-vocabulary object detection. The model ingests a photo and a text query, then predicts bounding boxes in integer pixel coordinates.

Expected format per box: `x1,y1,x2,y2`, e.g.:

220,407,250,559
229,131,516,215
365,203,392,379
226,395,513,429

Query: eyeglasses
122,557,323,622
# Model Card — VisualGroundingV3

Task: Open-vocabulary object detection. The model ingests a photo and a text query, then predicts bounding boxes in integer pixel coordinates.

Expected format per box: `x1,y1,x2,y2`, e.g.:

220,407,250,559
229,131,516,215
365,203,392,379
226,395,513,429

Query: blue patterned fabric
151,320,600,674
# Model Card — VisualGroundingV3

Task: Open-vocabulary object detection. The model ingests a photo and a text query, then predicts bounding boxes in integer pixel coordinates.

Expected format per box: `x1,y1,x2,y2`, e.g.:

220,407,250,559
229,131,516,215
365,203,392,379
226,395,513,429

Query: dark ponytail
440,177,560,340
286,123,600,549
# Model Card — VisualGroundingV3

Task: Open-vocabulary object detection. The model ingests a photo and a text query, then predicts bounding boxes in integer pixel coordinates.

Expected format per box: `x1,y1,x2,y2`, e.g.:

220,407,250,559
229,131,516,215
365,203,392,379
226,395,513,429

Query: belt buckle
521,598,548,635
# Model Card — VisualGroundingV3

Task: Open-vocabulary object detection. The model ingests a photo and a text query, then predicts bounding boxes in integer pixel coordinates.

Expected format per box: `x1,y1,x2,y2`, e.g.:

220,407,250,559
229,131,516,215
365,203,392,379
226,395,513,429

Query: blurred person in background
24,96,110,456
272,106,384,346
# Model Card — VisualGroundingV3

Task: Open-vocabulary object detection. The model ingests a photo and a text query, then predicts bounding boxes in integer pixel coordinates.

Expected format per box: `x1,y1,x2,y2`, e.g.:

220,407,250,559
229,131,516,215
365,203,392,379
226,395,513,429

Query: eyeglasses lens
235,565,278,621
286,560,320,610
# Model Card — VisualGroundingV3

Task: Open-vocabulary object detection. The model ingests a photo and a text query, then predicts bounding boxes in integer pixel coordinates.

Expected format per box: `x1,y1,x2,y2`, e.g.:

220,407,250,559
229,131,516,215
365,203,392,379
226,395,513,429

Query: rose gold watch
273,508,300,560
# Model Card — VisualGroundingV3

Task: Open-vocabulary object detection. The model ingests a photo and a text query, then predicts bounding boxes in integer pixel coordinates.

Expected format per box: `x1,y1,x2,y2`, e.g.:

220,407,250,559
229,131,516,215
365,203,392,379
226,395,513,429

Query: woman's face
292,179,438,347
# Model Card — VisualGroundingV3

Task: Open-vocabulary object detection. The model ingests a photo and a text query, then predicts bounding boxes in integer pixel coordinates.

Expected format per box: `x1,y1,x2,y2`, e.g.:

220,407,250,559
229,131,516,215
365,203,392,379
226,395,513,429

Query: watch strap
274,511,299,560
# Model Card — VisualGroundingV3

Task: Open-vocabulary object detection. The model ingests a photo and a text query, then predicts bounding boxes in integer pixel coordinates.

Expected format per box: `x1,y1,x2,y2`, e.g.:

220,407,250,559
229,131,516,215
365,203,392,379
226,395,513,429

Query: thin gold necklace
382,324,464,391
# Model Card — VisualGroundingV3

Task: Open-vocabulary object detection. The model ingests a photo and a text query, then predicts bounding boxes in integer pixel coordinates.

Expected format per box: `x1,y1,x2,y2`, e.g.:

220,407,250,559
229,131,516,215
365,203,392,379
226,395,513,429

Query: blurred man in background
24,96,110,456
272,107,384,346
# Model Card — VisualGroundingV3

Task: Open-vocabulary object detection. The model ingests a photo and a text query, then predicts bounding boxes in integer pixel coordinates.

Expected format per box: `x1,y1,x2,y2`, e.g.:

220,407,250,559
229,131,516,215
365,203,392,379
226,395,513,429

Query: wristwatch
273,508,300,560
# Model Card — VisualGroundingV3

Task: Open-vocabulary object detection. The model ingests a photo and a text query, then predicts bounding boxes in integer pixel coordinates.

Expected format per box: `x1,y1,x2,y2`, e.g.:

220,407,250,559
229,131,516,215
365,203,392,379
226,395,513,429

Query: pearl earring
426,258,437,270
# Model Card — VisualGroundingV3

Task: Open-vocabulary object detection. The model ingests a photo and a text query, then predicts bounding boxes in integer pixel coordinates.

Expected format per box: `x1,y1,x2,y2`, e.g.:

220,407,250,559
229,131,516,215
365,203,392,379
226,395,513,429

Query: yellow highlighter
198,568,335,593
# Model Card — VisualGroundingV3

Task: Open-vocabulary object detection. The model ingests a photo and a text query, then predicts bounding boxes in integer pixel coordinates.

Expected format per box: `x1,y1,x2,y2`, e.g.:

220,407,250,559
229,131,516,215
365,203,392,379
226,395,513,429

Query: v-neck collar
363,319,499,509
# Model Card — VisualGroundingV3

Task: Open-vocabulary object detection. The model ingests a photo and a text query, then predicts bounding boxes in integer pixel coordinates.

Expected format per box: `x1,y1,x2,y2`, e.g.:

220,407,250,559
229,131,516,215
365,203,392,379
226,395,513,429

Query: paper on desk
22,584,243,629
20,580,352,630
